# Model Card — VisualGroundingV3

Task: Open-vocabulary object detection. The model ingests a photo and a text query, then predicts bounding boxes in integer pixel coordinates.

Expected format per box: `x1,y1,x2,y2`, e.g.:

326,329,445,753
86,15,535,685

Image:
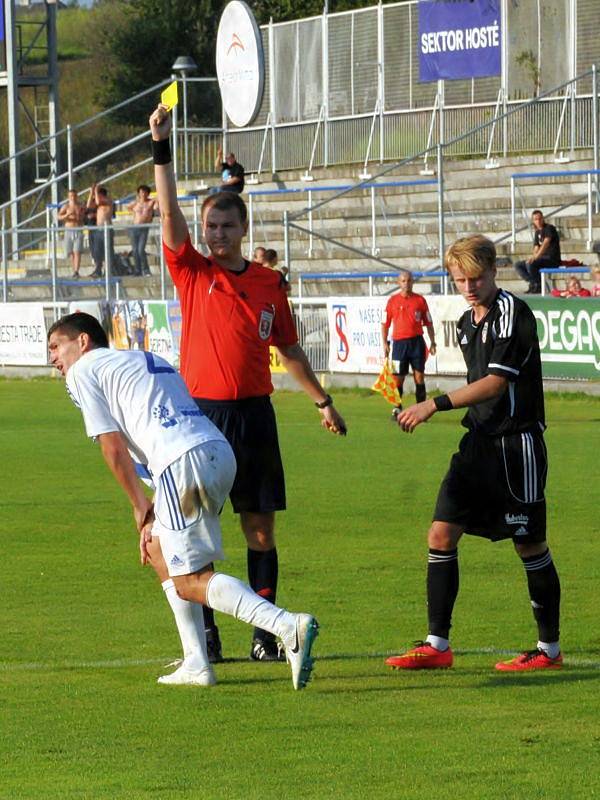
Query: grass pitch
1,380,599,799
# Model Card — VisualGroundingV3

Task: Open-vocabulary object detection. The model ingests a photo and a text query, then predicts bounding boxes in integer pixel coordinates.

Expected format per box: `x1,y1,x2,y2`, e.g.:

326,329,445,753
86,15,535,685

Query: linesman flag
371,360,401,406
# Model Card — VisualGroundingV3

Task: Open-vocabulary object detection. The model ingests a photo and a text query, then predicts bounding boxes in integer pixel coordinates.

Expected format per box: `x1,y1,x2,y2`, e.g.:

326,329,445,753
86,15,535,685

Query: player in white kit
47,312,319,690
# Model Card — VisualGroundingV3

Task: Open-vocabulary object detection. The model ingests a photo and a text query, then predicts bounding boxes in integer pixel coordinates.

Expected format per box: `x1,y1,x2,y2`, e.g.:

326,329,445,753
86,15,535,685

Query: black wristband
433,394,453,412
315,394,333,409
152,138,172,165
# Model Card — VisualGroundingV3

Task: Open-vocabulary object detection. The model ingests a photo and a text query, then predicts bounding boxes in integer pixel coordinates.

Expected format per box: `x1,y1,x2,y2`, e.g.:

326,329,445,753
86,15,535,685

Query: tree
89,0,227,125
89,0,398,124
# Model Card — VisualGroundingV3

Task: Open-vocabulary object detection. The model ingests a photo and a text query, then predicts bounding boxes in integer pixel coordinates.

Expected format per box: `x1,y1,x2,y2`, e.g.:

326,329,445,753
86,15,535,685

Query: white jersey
66,348,226,479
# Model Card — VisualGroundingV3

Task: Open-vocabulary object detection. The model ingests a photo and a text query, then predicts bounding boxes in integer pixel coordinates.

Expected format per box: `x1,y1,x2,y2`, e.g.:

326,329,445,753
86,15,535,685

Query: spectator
212,145,245,194
381,271,437,420
591,265,600,297
551,276,591,298
513,209,561,295
127,185,158,276
88,184,114,278
253,246,266,264
85,185,101,277
58,189,85,279
262,249,279,269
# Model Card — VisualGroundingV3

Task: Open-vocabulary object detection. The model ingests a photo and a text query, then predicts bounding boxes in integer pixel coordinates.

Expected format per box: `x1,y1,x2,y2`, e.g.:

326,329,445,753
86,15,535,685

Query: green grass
1,382,599,799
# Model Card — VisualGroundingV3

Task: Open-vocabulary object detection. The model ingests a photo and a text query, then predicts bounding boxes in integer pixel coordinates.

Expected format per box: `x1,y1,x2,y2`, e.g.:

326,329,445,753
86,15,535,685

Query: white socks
206,572,296,648
538,640,561,659
426,635,450,652
161,579,210,671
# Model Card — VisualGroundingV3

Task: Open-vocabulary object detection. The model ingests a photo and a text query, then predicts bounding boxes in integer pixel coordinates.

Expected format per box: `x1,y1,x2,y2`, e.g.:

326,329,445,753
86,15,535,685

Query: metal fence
183,0,600,177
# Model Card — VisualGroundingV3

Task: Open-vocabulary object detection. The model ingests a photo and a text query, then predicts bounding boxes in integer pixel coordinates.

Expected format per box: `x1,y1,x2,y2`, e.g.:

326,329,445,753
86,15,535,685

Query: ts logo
333,304,349,363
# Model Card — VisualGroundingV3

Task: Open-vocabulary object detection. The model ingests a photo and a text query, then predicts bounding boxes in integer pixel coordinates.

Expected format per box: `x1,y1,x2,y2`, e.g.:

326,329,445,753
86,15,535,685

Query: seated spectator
514,209,561,294
591,265,600,297
58,189,85,279
550,276,591,298
211,145,245,194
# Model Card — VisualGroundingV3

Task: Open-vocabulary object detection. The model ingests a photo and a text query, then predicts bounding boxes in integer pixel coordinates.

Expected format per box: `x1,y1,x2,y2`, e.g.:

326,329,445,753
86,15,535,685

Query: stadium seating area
4,148,597,302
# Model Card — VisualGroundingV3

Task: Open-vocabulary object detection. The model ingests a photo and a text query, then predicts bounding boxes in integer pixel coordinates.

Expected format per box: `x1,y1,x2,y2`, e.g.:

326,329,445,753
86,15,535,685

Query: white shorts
152,440,236,577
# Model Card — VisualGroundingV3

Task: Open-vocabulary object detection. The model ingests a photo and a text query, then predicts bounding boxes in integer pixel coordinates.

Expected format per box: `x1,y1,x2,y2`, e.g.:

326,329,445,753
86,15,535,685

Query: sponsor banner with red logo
326,297,387,373
326,295,468,375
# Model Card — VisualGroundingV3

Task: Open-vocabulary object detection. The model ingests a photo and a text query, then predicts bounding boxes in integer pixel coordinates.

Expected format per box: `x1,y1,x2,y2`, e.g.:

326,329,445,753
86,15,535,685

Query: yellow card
161,81,178,111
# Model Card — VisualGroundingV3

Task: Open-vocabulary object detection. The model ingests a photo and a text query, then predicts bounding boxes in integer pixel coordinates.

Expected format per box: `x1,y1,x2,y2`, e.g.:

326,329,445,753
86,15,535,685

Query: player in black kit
385,235,562,672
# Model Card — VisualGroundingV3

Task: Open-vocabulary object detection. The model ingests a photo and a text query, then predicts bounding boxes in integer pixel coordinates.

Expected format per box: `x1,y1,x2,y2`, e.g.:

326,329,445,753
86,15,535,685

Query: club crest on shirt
482,321,489,343
258,309,274,340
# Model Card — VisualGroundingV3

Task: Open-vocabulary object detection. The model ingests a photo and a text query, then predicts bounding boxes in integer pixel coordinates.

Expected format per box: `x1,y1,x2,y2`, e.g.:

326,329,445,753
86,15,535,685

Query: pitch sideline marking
1,648,599,672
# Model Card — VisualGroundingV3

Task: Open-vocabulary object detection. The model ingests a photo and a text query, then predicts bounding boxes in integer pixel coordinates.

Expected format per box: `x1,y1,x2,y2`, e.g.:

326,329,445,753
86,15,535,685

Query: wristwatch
315,394,333,409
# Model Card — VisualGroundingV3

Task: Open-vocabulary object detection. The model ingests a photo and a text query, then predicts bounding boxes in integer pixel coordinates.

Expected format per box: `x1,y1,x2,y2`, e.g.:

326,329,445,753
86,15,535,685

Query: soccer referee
150,103,346,668
386,235,562,672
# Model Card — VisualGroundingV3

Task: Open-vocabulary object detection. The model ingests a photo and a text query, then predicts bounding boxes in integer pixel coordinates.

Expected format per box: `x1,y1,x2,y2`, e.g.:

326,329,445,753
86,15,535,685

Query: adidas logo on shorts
170,554,185,567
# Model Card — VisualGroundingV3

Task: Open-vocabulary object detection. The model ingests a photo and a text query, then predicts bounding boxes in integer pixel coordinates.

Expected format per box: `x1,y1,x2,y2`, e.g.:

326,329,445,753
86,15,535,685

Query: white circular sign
216,1,265,128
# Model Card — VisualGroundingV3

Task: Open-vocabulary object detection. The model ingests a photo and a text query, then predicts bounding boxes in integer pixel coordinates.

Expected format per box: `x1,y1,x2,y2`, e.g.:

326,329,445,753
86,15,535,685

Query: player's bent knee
428,521,462,550
172,569,213,605
513,540,549,558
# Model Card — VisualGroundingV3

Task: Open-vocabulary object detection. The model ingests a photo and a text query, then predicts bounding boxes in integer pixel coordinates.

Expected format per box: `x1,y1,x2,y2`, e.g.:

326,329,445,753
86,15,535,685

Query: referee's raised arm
150,104,188,251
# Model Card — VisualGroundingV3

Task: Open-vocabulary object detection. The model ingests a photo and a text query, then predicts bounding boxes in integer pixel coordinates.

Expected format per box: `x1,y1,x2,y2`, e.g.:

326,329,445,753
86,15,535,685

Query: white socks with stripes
206,572,297,647
161,579,210,671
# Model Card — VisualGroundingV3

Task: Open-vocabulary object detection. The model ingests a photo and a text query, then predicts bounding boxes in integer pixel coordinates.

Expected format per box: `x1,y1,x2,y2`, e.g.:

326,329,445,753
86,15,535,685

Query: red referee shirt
384,292,432,340
165,236,298,400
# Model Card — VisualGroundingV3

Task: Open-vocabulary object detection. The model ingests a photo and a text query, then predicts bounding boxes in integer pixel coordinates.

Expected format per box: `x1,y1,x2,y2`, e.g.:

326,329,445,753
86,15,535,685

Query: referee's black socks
427,548,459,640
415,383,427,403
248,547,279,642
521,548,561,644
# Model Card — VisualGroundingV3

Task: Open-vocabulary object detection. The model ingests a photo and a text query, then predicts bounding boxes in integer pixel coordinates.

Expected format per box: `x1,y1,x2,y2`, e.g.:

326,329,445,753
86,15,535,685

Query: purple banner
419,0,501,83
0,0,5,74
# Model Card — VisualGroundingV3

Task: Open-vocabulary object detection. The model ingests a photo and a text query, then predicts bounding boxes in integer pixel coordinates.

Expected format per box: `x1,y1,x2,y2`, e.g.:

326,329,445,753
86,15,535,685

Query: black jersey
456,289,545,436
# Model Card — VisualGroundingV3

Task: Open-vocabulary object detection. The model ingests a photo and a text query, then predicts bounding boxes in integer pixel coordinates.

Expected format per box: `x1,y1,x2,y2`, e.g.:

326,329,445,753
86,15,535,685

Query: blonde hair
444,235,496,277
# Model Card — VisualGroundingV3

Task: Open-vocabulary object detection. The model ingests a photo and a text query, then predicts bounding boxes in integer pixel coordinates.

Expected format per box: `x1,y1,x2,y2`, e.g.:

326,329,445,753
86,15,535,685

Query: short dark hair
137,184,151,194
201,191,247,224
264,248,278,263
532,209,544,217
97,187,108,197
47,312,109,348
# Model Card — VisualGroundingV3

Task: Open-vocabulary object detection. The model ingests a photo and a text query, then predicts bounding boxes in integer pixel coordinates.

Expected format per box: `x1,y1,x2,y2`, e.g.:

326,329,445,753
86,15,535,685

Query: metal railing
281,66,599,279
510,169,600,250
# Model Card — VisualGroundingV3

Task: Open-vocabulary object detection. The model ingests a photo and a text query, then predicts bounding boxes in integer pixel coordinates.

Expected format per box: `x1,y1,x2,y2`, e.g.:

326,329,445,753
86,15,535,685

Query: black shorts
433,429,548,543
391,336,426,375
193,395,286,514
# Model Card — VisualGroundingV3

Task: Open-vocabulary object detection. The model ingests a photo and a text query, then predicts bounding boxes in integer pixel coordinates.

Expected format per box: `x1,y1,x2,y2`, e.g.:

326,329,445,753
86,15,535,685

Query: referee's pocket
501,433,547,505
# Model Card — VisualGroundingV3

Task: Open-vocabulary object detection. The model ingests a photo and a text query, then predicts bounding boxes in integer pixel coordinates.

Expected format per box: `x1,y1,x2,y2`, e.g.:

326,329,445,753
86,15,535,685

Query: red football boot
495,649,563,671
385,641,453,670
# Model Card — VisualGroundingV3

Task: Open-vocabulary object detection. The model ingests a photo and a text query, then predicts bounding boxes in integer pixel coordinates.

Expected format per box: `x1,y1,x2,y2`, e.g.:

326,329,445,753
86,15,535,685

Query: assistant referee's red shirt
164,236,298,400
384,292,432,340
